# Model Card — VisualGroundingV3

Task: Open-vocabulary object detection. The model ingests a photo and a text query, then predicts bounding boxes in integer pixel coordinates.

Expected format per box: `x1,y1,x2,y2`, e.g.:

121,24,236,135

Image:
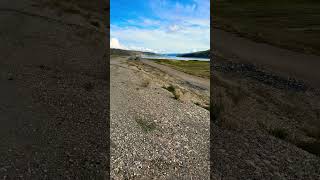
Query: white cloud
111,0,210,53
110,38,126,49
110,37,159,53
127,46,158,53
111,25,209,53
167,24,181,32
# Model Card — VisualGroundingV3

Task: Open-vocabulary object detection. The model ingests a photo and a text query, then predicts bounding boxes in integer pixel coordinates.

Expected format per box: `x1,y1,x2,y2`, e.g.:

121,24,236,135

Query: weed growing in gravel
269,128,288,140
172,89,182,100
162,85,175,93
135,117,156,133
203,104,210,111
162,85,182,100
194,102,210,111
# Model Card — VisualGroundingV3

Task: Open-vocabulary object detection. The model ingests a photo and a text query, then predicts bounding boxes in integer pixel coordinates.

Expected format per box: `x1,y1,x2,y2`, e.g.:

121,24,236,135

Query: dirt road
141,59,209,91
110,56,210,179
214,29,320,88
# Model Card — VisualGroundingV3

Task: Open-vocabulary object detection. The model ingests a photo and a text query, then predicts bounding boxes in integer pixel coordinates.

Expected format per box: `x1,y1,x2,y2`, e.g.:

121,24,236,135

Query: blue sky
110,0,210,53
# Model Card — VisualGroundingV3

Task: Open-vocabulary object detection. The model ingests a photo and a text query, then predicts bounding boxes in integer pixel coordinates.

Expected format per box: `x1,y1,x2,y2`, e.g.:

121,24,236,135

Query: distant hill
111,48,157,56
163,53,181,57
178,50,210,58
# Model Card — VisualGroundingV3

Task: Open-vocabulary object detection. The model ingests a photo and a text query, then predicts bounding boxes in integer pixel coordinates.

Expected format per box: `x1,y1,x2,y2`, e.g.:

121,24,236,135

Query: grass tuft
135,117,156,133
162,85,175,93
162,85,182,100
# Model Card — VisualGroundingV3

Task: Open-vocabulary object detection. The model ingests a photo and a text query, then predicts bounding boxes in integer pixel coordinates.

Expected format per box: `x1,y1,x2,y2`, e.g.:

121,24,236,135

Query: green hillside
178,50,210,58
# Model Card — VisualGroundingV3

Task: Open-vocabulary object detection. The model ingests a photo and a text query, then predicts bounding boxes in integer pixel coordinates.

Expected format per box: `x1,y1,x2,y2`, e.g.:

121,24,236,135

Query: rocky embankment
110,56,210,179
211,54,320,179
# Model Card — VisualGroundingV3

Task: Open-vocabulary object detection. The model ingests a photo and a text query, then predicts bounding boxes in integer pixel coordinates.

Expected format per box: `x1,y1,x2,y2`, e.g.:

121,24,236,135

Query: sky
110,0,210,54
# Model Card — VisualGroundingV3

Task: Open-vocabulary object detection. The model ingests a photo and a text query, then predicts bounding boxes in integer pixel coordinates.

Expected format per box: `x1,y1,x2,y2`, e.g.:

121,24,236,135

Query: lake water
141,54,210,61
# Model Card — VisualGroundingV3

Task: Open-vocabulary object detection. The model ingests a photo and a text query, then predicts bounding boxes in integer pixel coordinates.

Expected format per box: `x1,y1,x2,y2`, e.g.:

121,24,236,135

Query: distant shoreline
141,54,210,62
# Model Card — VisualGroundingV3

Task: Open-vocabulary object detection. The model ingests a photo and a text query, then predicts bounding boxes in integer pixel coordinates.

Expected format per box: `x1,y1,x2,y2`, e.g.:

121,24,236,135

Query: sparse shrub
194,102,210,111
203,104,210,111
135,117,156,133
172,88,183,100
162,85,182,100
162,85,175,93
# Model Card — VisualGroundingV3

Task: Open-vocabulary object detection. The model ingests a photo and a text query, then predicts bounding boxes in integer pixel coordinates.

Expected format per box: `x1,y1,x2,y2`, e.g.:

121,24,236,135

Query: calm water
141,54,210,61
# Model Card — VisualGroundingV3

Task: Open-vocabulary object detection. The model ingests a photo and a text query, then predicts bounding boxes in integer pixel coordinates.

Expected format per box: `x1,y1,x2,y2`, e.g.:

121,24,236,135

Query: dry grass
213,64,320,156
162,85,184,100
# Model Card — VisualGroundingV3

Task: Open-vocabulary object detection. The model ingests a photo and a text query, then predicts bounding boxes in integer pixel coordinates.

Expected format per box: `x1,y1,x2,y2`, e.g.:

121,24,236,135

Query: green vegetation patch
155,59,210,78
135,117,157,133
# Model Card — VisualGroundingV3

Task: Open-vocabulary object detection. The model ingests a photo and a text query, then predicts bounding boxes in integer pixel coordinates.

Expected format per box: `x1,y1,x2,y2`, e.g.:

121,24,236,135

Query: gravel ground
110,57,210,179
211,127,320,179
211,47,320,179
0,0,108,178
